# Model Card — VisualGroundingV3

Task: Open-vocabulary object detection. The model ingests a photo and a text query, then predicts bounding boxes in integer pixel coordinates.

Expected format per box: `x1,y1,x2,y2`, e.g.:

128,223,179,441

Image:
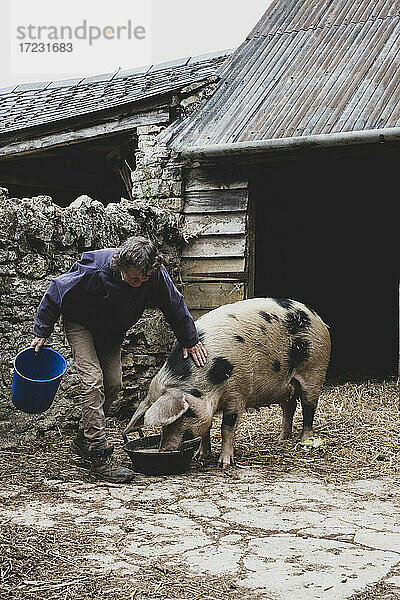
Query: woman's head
112,236,164,287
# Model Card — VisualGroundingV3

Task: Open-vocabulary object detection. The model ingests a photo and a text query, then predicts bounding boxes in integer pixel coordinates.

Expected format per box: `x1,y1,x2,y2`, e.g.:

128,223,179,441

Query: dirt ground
1,379,400,600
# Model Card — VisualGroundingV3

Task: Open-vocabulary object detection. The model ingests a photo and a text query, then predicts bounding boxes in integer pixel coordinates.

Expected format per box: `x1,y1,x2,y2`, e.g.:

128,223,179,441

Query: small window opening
0,133,136,207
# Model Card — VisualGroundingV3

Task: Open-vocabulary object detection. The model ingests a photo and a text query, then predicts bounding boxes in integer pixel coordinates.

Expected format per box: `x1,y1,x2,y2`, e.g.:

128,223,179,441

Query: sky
1,0,270,88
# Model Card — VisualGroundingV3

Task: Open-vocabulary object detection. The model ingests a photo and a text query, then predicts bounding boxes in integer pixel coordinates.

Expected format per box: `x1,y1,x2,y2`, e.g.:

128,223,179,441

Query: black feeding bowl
123,430,201,475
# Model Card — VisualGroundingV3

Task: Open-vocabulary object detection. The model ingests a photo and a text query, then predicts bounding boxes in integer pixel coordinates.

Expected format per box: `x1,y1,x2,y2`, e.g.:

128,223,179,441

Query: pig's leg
194,427,212,459
277,378,300,442
296,378,321,441
278,396,297,442
300,393,318,441
200,428,211,455
218,409,240,468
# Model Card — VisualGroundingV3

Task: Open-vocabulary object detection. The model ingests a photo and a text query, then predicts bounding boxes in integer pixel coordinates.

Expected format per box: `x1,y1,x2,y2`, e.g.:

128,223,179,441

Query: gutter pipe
180,127,400,158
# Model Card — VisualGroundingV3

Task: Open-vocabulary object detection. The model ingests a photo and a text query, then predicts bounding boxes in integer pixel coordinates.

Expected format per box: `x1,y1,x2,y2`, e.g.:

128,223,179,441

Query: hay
0,522,247,600
1,379,399,487
228,378,400,483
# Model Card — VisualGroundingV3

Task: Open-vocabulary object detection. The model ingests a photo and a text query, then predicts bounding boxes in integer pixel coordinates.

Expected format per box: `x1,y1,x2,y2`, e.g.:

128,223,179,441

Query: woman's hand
183,342,207,367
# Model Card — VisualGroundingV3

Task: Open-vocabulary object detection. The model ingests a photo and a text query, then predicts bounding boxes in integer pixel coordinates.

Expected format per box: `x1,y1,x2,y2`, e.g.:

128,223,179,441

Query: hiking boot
70,429,91,461
90,445,135,483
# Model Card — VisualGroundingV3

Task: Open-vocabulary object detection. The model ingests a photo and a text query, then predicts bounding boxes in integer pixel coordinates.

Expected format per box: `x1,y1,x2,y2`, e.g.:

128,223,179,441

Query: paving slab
1,468,400,599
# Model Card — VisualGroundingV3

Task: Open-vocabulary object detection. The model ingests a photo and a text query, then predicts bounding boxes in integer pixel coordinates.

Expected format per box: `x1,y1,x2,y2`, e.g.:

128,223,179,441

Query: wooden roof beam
0,106,169,159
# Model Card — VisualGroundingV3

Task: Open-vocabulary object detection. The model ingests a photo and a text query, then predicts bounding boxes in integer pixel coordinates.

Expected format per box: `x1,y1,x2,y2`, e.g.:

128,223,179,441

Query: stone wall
131,124,185,213
131,79,219,213
0,188,185,446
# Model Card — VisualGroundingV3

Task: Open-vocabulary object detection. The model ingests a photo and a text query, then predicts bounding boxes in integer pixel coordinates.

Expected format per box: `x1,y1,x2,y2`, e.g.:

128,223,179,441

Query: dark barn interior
253,145,399,381
0,133,135,207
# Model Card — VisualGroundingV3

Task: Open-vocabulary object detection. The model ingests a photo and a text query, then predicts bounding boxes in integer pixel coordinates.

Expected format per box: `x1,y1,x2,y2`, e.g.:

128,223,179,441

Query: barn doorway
252,146,399,381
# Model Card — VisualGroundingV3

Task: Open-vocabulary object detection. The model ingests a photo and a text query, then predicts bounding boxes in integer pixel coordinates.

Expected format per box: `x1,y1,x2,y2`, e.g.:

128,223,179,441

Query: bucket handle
122,428,144,445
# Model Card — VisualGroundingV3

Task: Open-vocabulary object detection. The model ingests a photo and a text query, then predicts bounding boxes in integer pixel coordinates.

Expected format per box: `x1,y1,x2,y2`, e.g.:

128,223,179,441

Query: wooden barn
0,0,398,381
160,0,400,380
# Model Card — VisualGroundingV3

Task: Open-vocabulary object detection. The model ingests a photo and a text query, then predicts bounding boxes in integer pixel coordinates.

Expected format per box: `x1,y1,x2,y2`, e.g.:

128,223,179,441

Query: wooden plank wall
181,166,251,320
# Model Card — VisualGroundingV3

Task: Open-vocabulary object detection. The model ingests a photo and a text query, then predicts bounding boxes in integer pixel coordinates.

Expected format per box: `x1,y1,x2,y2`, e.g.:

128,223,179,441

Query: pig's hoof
194,448,211,460
300,430,313,442
217,454,235,469
276,432,291,443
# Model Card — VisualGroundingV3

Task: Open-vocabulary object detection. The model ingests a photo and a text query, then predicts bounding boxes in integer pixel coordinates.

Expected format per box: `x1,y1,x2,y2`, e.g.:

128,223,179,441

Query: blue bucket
11,347,68,414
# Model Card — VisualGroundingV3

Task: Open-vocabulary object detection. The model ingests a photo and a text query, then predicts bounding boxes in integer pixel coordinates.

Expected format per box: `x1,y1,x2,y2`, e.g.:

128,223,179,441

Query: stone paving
2,467,400,599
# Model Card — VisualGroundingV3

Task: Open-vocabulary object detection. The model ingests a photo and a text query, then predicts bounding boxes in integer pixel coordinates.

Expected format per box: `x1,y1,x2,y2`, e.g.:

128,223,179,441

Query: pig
124,297,331,468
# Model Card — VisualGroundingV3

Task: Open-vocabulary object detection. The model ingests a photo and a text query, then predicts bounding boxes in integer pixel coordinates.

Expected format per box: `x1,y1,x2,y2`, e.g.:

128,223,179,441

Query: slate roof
160,0,400,151
0,50,231,136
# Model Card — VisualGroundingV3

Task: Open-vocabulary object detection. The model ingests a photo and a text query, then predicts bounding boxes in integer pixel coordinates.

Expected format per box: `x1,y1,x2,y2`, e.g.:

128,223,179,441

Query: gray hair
112,236,164,275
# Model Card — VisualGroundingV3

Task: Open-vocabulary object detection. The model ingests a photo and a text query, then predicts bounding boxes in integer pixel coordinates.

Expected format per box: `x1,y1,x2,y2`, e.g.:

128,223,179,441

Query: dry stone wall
0,188,185,446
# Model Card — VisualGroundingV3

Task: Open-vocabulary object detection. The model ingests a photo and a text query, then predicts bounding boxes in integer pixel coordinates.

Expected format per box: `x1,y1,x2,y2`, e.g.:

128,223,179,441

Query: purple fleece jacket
33,249,199,349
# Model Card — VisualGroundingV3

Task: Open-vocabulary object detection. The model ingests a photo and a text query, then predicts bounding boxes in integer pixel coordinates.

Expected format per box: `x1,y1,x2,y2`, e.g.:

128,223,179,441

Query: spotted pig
124,298,331,467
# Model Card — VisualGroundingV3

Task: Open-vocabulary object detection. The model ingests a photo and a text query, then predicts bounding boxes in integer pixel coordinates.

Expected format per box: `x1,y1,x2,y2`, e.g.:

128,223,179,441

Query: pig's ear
144,390,189,427
124,397,152,434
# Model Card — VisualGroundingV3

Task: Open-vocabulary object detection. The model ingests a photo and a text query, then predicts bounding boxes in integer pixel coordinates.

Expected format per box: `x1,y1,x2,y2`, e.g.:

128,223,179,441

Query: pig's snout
159,433,182,452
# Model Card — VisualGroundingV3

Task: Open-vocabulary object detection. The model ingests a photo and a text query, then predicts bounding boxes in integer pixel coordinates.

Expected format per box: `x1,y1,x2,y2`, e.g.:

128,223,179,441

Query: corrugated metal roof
160,0,400,151
0,50,231,136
